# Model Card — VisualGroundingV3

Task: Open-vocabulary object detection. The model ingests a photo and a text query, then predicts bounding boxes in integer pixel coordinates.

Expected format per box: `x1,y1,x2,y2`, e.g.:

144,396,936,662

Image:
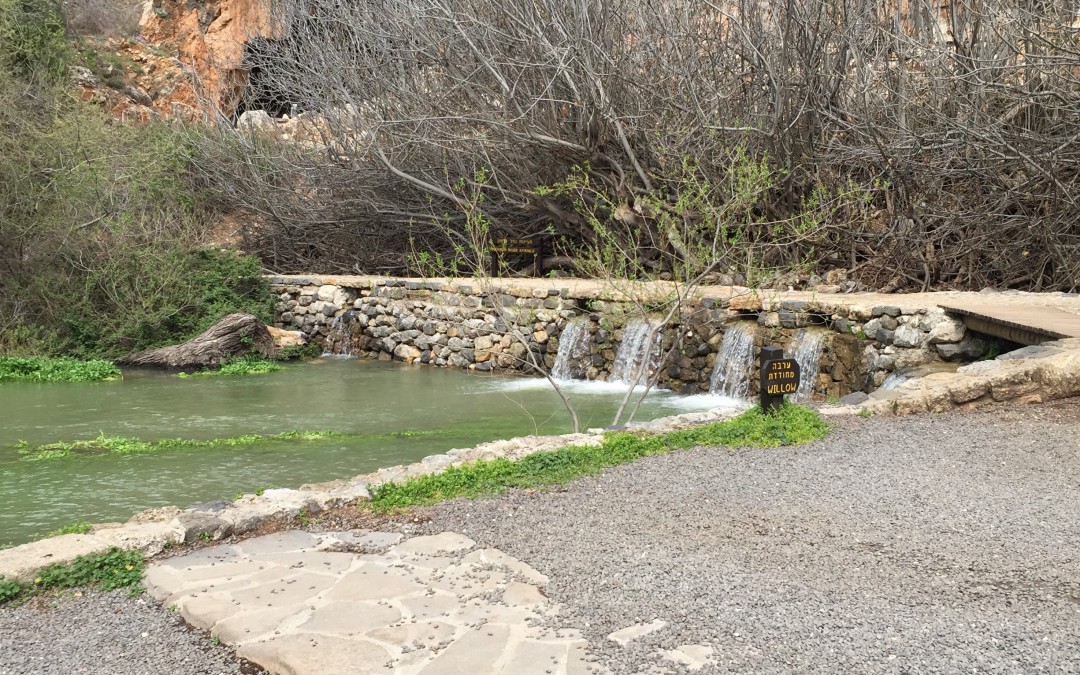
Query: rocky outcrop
140,0,280,116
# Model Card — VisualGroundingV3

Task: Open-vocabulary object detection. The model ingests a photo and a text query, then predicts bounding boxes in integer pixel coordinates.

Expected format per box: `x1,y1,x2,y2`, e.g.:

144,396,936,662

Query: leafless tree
191,0,1080,291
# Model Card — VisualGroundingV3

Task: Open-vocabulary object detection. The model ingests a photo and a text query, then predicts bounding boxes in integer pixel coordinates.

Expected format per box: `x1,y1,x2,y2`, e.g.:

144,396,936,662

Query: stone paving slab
145,531,603,675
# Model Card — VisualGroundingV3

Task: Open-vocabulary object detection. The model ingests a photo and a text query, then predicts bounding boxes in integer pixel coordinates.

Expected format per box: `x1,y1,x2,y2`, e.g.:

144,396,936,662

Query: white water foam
790,328,827,402
708,323,756,399
610,318,662,386
550,318,592,381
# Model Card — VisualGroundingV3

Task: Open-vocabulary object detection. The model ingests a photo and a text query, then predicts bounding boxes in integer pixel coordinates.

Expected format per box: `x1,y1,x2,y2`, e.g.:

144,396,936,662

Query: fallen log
119,313,276,369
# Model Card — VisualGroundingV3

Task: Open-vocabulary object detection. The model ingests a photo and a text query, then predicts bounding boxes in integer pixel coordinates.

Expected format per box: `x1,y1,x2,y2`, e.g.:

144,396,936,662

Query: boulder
267,326,307,349
928,316,966,344
937,338,985,361
892,325,925,349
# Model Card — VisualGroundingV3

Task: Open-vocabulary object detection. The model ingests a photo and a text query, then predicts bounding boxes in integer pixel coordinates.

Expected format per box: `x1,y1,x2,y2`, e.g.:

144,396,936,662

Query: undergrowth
370,403,828,511
178,356,282,378
17,429,352,460
0,547,145,607
0,356,121,383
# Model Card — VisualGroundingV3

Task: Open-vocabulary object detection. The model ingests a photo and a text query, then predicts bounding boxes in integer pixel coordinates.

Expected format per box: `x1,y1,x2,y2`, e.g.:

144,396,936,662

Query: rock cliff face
139,0,278,116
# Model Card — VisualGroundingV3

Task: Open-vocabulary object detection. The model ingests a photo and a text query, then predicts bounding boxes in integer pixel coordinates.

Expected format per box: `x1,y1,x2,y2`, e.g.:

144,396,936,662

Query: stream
0,359,738,546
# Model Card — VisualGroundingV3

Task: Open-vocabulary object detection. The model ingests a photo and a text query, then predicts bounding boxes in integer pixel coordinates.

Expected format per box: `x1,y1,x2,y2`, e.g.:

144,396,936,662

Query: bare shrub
193,0,1080,292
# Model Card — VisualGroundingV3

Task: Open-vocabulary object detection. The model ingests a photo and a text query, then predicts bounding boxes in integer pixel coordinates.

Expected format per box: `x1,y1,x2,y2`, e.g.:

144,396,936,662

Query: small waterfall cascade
610,318,663,386
323,312,358,356
879,371,909,390
708,323,756,399
789,328,827,402
551,319,592,381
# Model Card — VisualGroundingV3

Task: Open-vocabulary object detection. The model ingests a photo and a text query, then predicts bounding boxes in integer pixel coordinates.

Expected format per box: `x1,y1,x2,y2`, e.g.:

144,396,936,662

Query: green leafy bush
0,357,121,383
0,577,24,604
0,0,69,83
178,355,282,378
33,547,144,593
0,57,271,359
371,404,829,510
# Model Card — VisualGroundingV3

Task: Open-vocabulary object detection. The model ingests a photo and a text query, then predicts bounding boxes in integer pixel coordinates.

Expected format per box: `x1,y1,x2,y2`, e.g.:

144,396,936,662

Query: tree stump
119,313,276,369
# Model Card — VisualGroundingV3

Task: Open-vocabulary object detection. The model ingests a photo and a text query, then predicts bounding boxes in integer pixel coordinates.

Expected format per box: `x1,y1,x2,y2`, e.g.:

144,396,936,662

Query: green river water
1,359,738,547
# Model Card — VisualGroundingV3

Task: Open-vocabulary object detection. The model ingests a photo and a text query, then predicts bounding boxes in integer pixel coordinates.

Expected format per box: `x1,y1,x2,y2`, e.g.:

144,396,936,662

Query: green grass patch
371,403,829,511
0,356,121,383
0,547,145,607
178,356,282,378
17,429,354,460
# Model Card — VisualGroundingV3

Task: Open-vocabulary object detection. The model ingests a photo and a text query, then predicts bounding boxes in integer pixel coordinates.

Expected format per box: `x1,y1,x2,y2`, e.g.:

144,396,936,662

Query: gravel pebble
423,402,1080,673
0,590,262,675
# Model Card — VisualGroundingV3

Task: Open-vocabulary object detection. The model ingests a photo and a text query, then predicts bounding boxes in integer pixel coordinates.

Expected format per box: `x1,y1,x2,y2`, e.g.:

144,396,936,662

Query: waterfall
789,329,826,402
610,318,662,386
708,323,756,399
879,371,909,390
551,319,592,381
323,312,357,356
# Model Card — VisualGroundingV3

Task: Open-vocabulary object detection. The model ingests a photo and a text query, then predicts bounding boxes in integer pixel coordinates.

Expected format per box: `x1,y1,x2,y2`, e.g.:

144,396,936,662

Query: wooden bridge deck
939,303,1080,345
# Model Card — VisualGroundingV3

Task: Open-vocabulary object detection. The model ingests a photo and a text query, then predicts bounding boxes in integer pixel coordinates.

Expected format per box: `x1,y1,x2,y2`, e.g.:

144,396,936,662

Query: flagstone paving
144,530,607,675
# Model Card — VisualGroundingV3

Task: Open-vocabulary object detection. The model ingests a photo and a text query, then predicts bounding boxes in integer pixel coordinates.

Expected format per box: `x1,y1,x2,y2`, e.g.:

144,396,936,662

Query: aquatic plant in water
16,430,354,460
177,356,282,378
0,357,121,383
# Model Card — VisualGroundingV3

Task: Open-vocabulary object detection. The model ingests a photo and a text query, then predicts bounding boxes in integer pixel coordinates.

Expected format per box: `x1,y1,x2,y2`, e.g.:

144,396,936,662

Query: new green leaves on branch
0,357,121,383
371,404,829,511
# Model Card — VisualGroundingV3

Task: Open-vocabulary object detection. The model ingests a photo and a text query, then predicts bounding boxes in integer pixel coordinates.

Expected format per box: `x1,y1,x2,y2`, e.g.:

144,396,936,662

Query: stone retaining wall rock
270,276,979,399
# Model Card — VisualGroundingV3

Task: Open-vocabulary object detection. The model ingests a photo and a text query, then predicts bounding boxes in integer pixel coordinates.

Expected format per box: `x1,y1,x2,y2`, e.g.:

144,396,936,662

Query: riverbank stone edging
0,405,745,583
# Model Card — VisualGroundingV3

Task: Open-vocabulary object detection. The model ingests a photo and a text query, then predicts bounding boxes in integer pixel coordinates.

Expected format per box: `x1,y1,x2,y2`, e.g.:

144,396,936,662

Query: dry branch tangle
185,0,1080,292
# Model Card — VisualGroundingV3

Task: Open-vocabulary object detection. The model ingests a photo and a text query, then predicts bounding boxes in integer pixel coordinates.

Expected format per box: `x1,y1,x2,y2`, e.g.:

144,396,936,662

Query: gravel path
0,590,263,675
424,401,1080,673
1,402,1077,674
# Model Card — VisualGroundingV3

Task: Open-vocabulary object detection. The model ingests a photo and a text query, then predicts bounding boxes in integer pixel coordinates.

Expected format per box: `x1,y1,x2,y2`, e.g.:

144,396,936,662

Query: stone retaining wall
269,276,983,398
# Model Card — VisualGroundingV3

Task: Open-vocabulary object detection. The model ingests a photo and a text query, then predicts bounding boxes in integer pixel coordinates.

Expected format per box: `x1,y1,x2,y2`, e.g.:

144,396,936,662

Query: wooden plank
939,303,1080,344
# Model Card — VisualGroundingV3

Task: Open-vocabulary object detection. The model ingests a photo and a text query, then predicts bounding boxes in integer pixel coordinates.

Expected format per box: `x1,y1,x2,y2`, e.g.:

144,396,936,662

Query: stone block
760,312,780,327
949,380,988,403
892,325,925,349
937,338,986,361
871,305,902,318
928,316,966,344
174,512,232,543
237,634,390,675
317,284,337,302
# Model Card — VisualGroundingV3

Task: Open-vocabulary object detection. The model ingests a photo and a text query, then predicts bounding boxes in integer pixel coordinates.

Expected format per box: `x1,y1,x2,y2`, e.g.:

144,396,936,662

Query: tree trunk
119,313,277,369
